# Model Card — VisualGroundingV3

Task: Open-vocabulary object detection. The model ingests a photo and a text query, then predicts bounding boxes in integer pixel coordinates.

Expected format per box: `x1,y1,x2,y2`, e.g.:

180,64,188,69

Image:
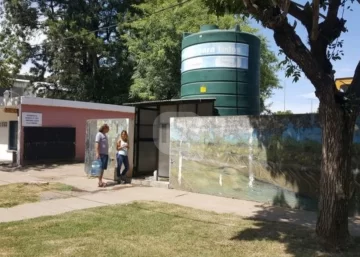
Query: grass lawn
0,201,359,257
0,183,73,208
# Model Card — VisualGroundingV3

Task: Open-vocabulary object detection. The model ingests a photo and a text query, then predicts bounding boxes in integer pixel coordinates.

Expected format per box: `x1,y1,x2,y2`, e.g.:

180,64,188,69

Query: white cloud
299,92,317,99
20,61,32,74
29,32,47,46
337,67,354,75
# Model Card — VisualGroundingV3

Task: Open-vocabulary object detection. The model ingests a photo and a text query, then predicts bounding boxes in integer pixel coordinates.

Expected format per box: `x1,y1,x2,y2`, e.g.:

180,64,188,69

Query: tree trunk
316,89,356,249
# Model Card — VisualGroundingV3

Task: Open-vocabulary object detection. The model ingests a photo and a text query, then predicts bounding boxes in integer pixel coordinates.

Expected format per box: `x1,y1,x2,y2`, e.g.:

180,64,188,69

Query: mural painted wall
84,118,134,180
169,115,360,216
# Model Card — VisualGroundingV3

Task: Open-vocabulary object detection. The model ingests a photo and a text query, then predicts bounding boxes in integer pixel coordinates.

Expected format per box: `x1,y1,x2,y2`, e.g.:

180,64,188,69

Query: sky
20,1,360,114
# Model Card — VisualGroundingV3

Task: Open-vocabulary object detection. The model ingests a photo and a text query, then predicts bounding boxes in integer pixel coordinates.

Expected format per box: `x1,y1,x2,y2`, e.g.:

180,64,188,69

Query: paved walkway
1,164,360,236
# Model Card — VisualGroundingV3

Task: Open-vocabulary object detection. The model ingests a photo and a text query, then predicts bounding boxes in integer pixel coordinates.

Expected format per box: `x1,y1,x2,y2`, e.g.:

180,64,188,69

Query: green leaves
275,110,293,115
124,0,280,109
1,0,135,103
122,0,193,100
327,39,345,61
278,50,301,83
0,4,29,88
1,0,280,108
202,0,247,16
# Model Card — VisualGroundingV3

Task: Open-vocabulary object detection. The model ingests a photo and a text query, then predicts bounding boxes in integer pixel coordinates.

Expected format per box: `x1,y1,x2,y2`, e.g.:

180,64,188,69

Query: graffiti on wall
169,115,360,216
85,119,130,180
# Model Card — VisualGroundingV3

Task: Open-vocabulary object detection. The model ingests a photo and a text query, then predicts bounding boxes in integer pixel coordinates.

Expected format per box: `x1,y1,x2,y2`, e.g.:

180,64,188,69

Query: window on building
8,121,18,150
0,122,7,127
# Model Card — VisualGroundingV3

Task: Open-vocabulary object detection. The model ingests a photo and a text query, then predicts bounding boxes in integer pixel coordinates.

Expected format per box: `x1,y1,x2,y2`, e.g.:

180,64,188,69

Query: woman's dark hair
121,130,128,142
98,124,109,133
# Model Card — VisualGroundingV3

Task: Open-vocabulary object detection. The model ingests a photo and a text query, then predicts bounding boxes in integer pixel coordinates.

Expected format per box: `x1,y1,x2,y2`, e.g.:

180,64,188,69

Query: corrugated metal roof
123,98,216,107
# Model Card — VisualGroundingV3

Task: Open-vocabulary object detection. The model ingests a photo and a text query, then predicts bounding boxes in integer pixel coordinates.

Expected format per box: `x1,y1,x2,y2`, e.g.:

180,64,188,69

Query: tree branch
311,0,320,40
272,21,323,89
242,0,259,14
241,0,324,90
288,1,311,30
319,0,346,44
291,1,326,19
326,0,341,22
347,61,360,101
281,1,326,34
281,0,291,17
309,0,345,75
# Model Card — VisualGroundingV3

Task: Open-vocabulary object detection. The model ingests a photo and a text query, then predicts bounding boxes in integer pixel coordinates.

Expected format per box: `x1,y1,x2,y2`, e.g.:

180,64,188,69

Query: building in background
335,77,352,92
0,76,32,161
0,96,134,164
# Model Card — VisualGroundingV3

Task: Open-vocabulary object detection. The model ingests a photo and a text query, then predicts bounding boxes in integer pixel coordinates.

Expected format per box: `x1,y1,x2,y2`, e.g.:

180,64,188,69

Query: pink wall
20,105,134,164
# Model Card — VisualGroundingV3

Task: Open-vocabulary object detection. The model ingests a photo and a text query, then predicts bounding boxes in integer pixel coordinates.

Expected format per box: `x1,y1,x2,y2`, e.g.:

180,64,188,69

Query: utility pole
310,99,313,113
283,82,286,111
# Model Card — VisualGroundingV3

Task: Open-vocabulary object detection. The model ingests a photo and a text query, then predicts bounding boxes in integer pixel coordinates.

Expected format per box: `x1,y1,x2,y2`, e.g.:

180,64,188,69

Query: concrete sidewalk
0,186,360,236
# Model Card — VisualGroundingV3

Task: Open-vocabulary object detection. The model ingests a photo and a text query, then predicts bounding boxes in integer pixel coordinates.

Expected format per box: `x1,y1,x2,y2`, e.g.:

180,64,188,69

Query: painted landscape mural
169,115,360,216
85,118,131,180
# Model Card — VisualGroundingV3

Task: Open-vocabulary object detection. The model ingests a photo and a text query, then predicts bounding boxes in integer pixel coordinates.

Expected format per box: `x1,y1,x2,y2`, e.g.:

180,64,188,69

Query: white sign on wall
22,112,42,127
183,57,204,71
181,55,248,73
181,42,249,60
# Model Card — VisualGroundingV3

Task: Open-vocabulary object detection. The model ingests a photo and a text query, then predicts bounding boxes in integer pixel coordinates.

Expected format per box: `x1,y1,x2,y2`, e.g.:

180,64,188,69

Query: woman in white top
116,130,130,184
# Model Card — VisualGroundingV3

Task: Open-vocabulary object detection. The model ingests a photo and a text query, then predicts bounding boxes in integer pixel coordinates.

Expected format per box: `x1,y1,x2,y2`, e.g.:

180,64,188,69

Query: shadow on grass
231,204,360,256
231,219,360,256
128,201,237,228
231,220,322,257
231,220,328,257
124,201,360,256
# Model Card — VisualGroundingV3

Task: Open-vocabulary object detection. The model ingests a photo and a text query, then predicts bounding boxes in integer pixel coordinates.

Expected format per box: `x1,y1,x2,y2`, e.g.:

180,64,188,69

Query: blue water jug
90,160,102,177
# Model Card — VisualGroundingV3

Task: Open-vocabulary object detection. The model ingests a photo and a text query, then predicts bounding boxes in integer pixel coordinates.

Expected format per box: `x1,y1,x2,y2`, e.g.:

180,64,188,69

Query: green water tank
181,24,261,116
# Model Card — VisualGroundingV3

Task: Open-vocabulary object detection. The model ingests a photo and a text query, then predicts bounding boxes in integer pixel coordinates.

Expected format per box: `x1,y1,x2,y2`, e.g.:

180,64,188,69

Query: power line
28,0,193,48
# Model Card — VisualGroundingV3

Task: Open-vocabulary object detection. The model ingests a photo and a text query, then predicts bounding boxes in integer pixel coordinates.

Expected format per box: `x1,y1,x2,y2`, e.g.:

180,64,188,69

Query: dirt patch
71,187,88,193
0,161,83,172
0,162,18,172
0,183,88,208
36,183,131,201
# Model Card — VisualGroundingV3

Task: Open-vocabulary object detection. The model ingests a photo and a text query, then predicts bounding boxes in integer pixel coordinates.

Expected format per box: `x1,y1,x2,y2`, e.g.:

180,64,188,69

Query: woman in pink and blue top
116,130,130,184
